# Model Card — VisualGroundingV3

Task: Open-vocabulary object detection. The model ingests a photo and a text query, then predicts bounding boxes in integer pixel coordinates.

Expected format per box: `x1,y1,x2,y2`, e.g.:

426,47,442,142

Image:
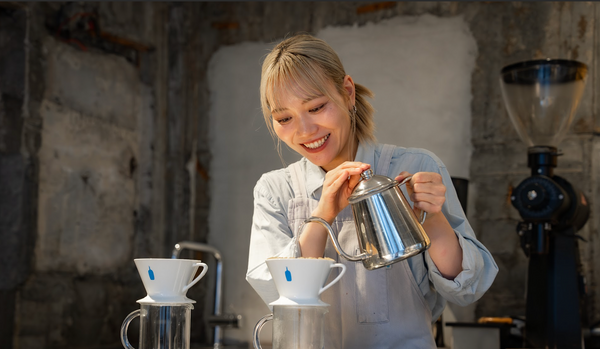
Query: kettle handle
397,176,427,225
299,217,368,262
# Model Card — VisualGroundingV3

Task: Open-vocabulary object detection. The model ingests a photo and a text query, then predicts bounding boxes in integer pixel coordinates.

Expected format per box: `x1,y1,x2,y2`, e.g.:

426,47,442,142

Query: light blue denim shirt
246,142,498,320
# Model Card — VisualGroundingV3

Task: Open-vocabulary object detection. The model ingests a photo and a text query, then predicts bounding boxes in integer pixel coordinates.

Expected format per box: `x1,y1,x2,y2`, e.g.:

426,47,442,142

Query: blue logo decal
285,267,292,282
148,266,155,280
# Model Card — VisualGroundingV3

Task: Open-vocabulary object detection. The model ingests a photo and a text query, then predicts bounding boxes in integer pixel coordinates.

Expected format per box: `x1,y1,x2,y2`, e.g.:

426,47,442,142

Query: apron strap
288,162,307,199
376,144,396,176
355,144,396,324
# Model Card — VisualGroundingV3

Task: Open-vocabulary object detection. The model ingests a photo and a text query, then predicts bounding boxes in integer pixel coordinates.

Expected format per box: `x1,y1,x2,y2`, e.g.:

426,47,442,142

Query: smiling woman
260,35,376,167
245,34,498,349
269,76,355,172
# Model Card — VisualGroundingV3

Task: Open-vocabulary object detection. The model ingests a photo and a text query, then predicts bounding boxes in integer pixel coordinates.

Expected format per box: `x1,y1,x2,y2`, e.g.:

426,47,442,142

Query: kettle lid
348,169,397,203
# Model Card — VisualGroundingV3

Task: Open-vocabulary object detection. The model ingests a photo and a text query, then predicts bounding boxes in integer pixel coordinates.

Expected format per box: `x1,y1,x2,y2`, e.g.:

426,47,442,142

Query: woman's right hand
311,161,371,223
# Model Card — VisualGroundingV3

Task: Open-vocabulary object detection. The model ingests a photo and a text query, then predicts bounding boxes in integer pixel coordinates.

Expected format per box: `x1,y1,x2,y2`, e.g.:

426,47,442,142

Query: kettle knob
361,169,374,180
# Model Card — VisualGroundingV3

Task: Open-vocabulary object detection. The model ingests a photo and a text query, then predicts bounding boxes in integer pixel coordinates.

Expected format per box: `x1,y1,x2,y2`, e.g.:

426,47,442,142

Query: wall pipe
172,241,228,349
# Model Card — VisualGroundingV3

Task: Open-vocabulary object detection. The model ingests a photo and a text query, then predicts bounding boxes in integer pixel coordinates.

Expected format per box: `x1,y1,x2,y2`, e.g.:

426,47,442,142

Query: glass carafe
121,303,194,349
253,305,329,349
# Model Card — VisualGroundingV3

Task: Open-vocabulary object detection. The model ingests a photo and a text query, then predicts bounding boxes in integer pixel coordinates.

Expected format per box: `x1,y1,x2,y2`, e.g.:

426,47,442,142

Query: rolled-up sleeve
423,160,498,306
246,174,300,308
391,147,498,315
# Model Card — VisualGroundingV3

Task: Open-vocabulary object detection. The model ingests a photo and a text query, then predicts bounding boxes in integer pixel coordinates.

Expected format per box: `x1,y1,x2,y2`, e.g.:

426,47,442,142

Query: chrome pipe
172,241,224,349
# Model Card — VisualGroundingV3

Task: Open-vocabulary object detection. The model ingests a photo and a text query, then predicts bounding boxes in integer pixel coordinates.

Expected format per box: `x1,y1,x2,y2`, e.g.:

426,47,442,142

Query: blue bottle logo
148,266,155,280
285,267,292,282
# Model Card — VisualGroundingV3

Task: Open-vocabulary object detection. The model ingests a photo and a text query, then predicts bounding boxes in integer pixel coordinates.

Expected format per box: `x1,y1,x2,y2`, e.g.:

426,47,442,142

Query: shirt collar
304,142,377,197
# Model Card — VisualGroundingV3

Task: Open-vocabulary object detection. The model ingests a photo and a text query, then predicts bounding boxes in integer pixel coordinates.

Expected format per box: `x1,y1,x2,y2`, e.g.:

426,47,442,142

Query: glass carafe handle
398,175,427,224
120,309,140,349
252,313,273,349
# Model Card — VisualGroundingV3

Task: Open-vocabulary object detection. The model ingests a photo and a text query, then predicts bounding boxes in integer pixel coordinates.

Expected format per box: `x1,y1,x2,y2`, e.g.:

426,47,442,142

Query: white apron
287,144,436,349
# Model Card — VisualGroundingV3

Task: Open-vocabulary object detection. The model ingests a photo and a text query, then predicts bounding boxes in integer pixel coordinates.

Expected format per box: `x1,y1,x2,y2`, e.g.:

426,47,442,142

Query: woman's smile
302,133,330,151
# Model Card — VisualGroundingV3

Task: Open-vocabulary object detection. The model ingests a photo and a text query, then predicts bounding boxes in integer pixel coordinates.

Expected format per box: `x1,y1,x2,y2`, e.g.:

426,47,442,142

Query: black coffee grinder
499,59,590,348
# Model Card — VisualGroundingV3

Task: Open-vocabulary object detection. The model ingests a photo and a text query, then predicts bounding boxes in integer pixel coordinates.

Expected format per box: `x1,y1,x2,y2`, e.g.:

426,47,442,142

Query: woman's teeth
303,134,329,149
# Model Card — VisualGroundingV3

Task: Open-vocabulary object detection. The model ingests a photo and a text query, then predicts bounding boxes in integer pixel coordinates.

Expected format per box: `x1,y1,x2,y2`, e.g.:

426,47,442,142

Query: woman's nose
296,115,317,136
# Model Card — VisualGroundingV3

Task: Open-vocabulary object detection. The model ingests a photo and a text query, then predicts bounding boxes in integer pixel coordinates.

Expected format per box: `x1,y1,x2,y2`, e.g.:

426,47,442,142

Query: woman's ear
343,75,356,106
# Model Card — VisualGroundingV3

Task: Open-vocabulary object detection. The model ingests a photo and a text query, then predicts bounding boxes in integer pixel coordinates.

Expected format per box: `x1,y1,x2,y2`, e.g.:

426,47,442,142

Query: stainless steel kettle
300,169,431,270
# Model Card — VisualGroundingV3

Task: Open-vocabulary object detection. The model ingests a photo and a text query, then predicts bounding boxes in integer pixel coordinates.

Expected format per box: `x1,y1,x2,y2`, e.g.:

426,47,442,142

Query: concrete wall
9,3,170,348
0,2,215,348
0,6,30,349
1,2,598,349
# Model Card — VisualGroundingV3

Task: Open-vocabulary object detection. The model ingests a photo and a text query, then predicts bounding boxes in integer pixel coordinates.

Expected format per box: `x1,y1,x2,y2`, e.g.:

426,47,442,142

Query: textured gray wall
0,6,30,349
0,2,213,348
1,2,599,348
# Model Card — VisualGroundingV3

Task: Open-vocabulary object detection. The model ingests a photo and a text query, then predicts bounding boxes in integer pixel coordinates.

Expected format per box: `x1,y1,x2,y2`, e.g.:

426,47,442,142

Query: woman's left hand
396,171,463,279
395,171,446,214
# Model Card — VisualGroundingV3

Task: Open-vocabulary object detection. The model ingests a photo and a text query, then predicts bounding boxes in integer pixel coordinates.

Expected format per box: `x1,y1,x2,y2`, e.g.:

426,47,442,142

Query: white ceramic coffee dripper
134,258,208,303
266,257,346,306
253,258,346,349
121,258,208,349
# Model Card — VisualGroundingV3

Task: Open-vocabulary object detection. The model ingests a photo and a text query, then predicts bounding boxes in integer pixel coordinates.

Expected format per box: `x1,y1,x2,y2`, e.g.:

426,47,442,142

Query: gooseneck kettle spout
299,216,369,261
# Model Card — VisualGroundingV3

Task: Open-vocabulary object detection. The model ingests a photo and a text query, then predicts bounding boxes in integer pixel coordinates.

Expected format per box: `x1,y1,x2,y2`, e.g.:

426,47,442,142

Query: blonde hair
260,34,376,151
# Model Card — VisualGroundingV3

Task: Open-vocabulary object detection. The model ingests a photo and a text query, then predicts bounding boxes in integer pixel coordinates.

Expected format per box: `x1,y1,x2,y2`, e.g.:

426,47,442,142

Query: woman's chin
304,153,329,166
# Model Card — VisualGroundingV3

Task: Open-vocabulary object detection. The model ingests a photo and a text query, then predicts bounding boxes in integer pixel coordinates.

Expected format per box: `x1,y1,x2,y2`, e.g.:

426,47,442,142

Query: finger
325,170,352,192
323,169,346,190
413,200,443,214
411,172,443,184
327,164,370,180
337,161,371,171
394,171,413,182
412,192,446,206
347,172,364,190
411,192,446,210
412,182,446,197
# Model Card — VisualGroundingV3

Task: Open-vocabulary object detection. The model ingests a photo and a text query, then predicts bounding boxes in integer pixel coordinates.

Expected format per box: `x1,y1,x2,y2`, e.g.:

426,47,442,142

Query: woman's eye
276,117,291,125
309,103,326,113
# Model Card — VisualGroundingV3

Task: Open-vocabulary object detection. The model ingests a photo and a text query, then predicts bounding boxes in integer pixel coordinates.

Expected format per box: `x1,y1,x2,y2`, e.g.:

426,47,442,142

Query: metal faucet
172,241,241,349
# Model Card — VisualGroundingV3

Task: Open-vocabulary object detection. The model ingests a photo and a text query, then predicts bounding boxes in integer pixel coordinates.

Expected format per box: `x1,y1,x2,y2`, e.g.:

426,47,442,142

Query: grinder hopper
499,58,587,148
